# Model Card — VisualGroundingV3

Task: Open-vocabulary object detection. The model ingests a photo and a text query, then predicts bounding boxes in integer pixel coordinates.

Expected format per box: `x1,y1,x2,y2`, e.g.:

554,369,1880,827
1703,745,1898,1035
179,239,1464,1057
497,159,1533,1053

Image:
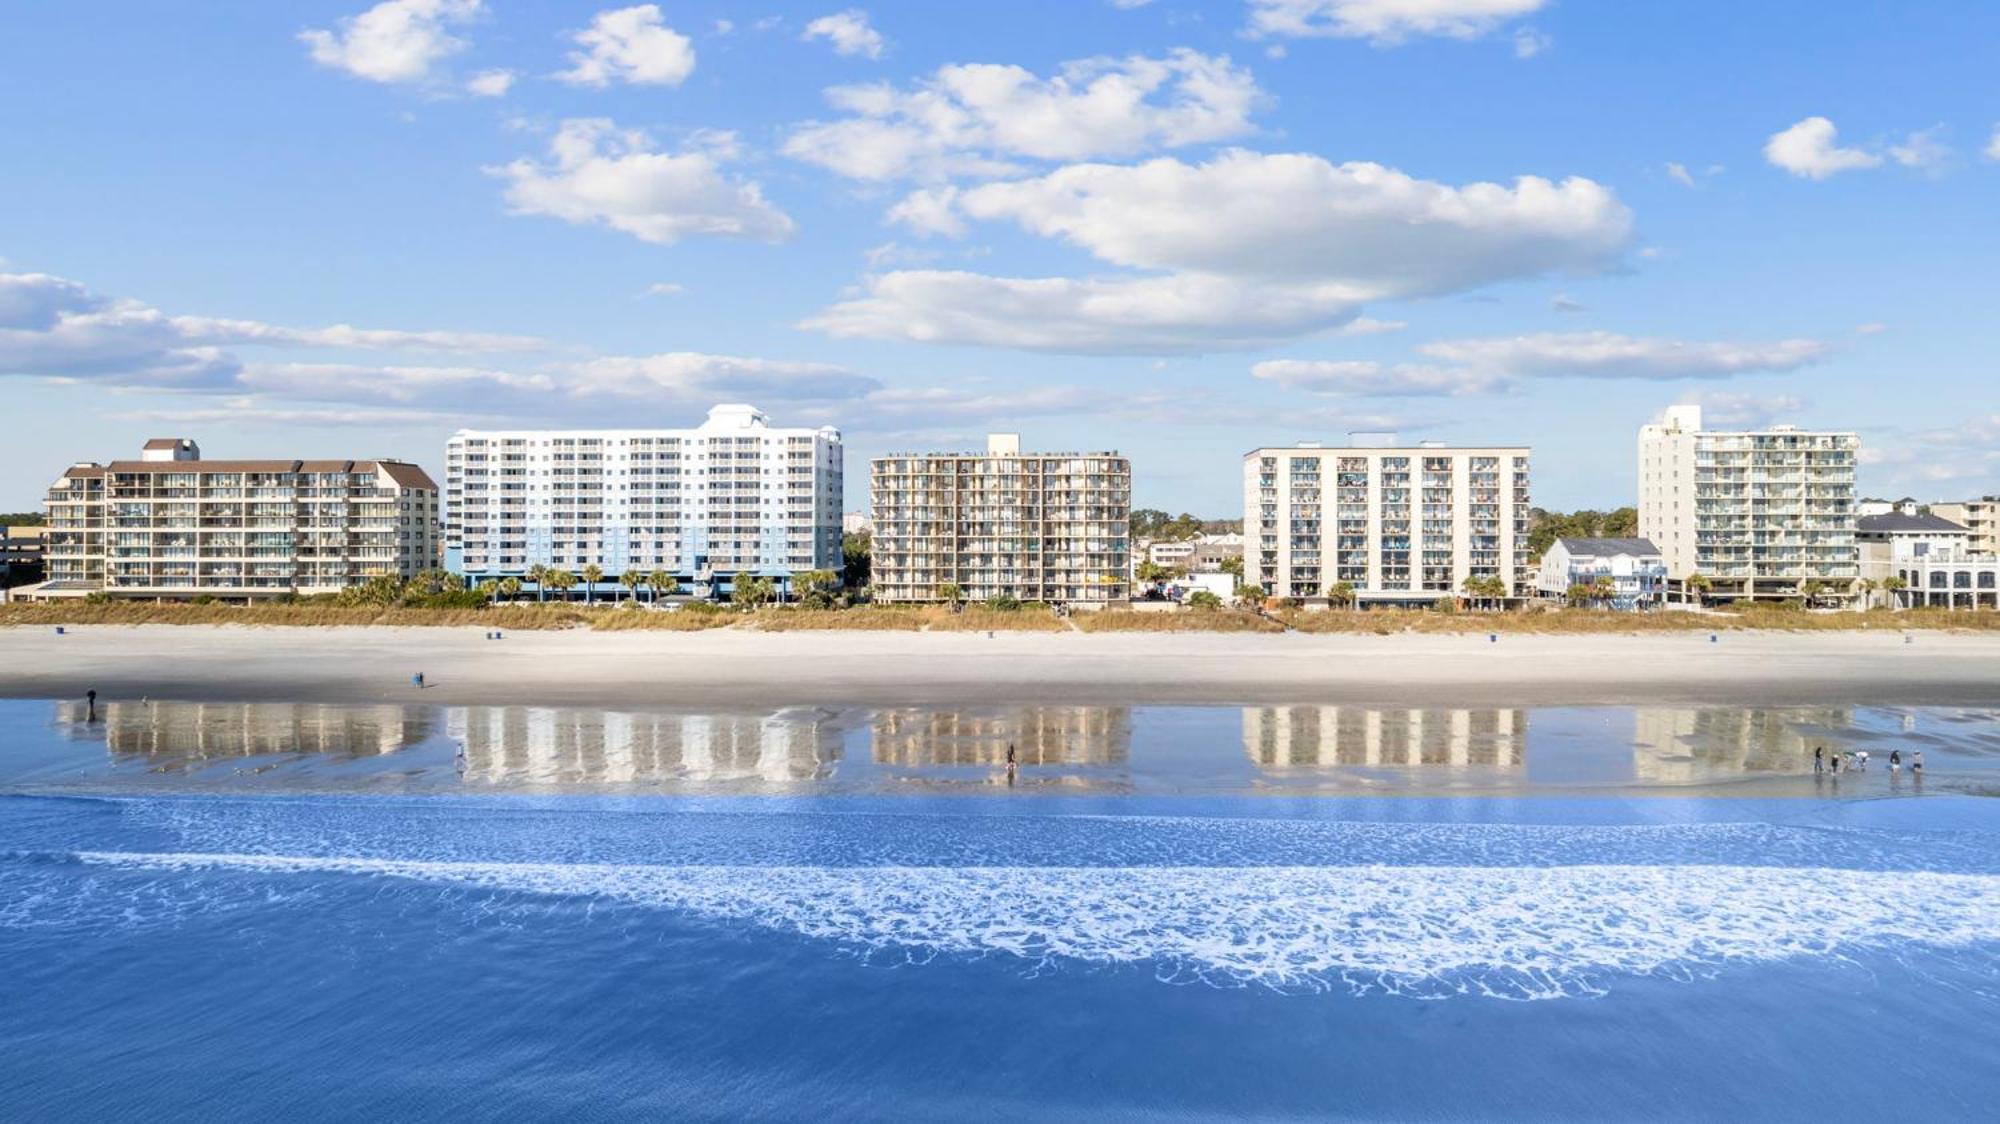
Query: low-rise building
1928,496,2000,556
1534,537,1667,610
34,438,438,600
2,525,47,588
1858,511,1999,609
870,434,1131,605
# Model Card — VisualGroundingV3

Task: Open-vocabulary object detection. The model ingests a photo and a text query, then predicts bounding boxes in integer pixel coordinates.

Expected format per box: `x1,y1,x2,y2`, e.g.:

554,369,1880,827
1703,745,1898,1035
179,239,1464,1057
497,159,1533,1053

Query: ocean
3,697,1998,1120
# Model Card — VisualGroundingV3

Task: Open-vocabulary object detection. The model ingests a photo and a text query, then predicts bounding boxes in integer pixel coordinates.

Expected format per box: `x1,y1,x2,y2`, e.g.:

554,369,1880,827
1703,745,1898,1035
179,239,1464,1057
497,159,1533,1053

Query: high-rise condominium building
870,434,1131,605
1243,437,1531,606
38,438,438,599
1637,404,1858,599
444,404,843,594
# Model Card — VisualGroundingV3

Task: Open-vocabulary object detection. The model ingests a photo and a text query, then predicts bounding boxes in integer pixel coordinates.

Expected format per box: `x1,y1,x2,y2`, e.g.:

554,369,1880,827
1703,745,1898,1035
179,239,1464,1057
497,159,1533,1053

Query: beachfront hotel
1856,510,2000,610
444,404,844,597
1242,436,1532,606
34,438,438,600
1637,405,1859,601
869,434,1131,605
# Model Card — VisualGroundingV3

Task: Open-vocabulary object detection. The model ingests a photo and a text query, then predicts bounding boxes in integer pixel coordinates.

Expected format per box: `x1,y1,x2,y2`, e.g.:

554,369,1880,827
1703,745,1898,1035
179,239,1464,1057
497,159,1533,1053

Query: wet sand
2,624,1998,708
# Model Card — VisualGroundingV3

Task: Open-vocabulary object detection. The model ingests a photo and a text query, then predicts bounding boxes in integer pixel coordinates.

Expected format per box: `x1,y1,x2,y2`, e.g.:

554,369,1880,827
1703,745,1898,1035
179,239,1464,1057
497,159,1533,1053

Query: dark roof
1858,512,1969,534
1555,537,1662,557
376,462,439,490
142,438,189,451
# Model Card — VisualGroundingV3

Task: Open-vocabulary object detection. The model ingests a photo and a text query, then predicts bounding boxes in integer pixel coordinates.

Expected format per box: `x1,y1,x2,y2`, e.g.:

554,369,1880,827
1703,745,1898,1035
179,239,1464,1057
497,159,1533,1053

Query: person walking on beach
1913,750,1924,775
86,688,97,722
1814,746,1824,774
1890,749,1902,772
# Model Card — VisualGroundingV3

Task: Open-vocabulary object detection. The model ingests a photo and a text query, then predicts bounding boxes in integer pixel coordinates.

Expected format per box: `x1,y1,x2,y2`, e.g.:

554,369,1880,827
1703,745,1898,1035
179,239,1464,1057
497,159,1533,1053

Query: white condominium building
444,404,843,594
39,438,438,599
1243,438,1531,606
1638,404,1858,599
870,434,1131,605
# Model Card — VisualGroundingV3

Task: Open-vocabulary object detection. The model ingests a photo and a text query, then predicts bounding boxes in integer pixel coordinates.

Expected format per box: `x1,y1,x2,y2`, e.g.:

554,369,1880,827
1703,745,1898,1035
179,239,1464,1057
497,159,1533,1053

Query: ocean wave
58,851,2000,999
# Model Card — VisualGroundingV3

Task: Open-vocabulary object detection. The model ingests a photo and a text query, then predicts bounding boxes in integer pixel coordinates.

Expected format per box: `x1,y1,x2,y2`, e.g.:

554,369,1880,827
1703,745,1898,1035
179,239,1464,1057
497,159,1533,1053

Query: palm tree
619,570,642,604
936,581,964,606
1882,575,1908,610
1591,575,1617,608
1685,573,1713,607
526,564,550,603
498,576,522,602
1566,581,1593,608
477,578,501,604
1800,578,1825,608
1854,577,1876,609
1324,580,1357,609
581,564,604,605
648,569,674,604
546,569,577,601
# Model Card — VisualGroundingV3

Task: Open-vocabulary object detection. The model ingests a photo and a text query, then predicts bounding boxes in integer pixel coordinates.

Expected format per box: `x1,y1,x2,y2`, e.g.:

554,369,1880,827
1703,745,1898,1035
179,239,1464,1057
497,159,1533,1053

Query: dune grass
752,605,1067,631
1074,608,1285,633
1276,606,2000,634
0,601,591,630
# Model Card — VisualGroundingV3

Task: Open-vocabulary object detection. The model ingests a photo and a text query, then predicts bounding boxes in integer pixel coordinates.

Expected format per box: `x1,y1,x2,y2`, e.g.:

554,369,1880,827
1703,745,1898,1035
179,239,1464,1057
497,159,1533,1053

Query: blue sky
3,0,1997,513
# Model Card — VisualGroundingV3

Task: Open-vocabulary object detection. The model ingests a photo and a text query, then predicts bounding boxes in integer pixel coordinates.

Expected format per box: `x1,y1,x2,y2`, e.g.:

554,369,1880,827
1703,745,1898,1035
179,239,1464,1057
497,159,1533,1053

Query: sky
2,0,1997,514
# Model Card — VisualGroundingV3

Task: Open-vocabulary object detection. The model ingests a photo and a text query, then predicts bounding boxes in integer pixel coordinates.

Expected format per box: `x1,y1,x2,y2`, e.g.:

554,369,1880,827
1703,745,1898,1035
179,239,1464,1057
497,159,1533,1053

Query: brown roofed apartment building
37,438,439,599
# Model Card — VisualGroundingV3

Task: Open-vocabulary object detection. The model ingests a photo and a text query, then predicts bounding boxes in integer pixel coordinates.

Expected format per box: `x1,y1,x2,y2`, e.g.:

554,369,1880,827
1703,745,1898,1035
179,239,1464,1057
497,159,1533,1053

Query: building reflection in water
1243,707,1526,770
870,707,1131,767
446,707,839,785
53,700,433,769
1631,707,1853,783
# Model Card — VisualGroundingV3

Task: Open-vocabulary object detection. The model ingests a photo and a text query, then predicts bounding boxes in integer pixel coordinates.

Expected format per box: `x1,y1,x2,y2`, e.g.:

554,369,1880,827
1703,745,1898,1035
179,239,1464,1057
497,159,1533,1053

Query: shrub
1186,590,1223,609
983,594,1023,612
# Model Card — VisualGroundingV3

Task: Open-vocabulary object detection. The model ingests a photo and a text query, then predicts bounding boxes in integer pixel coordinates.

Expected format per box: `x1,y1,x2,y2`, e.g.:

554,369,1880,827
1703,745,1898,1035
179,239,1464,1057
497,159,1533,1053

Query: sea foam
65,851,2000,999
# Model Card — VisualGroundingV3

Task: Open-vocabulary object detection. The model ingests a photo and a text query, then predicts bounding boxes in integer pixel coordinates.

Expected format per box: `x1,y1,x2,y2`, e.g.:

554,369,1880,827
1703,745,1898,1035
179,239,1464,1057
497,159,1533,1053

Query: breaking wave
58,851,2000,999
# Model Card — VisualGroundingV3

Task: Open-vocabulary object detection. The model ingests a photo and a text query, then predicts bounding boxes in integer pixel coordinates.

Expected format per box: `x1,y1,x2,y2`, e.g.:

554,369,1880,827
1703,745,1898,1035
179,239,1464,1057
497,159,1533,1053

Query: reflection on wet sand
872,707,1131,767
446,708,839,785
53,700,433,769
1632,707,1853,783
1244,707,1526,770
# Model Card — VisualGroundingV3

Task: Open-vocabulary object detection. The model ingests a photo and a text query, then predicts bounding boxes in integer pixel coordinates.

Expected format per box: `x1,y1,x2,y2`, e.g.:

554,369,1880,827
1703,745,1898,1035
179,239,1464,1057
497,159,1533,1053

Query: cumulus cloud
300,0,482,85
802,10,885,59
933,151,1630,292
466,68,515,97
1764,116,1882,180
1248,0,1548,44
557,5,696,87
0,270,543,395
1987,124,2000,161
1511,28,1550,58
1251,359,1501,397
1665,162,1695,188
642,282,686,297
803,270,1374,354
782,50,1263,181
1676,391,1807,430
813,151,1631,354
488,119,794,245
1888,125,1952,174
1415,331,1828,379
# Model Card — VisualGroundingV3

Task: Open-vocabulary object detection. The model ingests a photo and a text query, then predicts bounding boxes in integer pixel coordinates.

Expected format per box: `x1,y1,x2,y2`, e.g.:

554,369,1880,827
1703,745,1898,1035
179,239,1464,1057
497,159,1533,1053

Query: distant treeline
1526,507,1639,559
0,512,42,526
1132,509,1241,540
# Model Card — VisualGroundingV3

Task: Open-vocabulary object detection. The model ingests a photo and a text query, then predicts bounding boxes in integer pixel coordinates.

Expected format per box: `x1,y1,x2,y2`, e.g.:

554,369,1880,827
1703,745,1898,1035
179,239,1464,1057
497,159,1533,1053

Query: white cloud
814,151,1630,354
1677,391,1806,429
466,68,515,97
1416,331,1828,379
112,399,478,429
1764,116,1882,180
802,270,1373,354
802,10,885,59
557,5,696,88
1549,292,1585,313
884,186,966,236
1108,0,1158,8
783,49,1264,181
1511,27,1550,58
642,282,686,297
1855,322,1888,335
300,0,482,85
0,270,541,395
945,151,1632,294
1665,162,1695,188
1987,124,2000,161
1248,0,1548,44
489,118,794,245
1251,359,1500,397
1888,125,1952,173
1338,316,1406,335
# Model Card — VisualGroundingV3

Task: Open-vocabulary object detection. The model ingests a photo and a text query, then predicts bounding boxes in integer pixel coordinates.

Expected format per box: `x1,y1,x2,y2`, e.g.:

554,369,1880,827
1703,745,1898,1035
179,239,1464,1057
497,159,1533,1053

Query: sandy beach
2,624,1997,708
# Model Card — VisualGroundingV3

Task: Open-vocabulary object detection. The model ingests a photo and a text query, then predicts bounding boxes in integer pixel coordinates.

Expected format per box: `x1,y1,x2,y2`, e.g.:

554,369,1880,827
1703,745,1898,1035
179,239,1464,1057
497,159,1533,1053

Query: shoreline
4,625,1999,709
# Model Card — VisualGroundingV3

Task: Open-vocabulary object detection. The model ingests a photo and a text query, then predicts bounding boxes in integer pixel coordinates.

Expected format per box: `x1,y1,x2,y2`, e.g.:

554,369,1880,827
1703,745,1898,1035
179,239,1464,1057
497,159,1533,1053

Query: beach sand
2,625,1997,708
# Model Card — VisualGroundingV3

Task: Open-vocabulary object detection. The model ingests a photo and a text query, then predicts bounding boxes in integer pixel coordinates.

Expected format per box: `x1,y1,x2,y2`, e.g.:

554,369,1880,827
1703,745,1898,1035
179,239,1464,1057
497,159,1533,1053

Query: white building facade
444,404,843,596
1243,440,1532,606
1638,404,1858,601
1534,537,1668,610
1857,511,2000,610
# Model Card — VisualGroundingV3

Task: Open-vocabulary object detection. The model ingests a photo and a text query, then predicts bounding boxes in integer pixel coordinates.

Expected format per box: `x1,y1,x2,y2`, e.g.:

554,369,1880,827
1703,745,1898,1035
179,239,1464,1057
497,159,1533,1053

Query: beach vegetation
1186,590,1223,609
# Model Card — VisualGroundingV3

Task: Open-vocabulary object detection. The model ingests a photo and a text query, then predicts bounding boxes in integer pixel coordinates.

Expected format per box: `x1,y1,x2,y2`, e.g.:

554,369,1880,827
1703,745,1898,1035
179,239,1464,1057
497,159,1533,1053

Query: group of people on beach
1813,745,1920,776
